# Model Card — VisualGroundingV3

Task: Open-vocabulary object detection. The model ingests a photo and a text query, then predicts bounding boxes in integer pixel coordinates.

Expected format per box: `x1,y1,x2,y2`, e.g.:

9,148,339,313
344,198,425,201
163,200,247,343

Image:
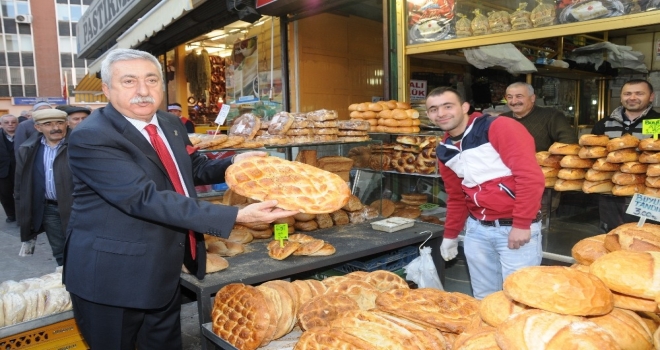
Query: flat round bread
503,266,613,316
298,293,360,331
291,280,314,306
329,313,420,350
267,240,300,260
479,291,529,327
303,279,327,297
364,270,409,292
294,326,373,350
453,328,499,350
253,286,279,346
211,284,271,350
325,280,380,310
226,156,351,214
588,308,654,350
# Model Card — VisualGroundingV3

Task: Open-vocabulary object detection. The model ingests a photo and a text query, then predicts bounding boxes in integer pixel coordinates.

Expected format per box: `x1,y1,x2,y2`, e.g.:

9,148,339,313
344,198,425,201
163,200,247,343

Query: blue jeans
43,203,65,266
463,217,542,300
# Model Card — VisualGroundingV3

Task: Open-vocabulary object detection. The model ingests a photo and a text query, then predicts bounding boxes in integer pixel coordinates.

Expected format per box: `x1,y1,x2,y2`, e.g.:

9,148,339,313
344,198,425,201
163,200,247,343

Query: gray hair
100,48,162,86
507,82,535,95
0,114,17,122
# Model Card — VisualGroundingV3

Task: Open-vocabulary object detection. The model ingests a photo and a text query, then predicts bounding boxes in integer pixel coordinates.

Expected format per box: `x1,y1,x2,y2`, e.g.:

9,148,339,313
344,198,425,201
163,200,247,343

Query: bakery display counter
180,221,444,350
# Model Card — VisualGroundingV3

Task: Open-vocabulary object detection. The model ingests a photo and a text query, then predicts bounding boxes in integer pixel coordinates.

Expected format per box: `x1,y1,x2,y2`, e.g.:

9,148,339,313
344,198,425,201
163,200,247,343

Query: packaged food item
510,2,533,30
530,0,556,27
455,13,472,38
228,113,261,140
470,9,490,36
488,10,512,33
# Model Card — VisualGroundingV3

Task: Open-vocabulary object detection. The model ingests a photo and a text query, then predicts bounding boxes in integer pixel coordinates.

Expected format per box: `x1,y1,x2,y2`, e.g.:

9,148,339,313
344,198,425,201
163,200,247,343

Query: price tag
273,224,289,246
419,203,439,210
214,104,231,125
642,119,660,140
626,193,660,226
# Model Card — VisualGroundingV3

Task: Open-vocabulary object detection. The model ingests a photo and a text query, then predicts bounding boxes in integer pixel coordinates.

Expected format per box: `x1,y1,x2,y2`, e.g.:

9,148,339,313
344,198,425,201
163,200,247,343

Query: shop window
23,84,34,96
0,85,8,96
17,23,29,35
10,84,21,96
5,35,19,52
0,68,7,84
18,34,30,51
2,18,15,34
22,67,32,84
6,52,18,66
58,21,70,36
56,4,70,21
1,1,15,18
15,1,26,15
9,66,18,83
70,5,81,22
60,53,72,67
20,52,31,66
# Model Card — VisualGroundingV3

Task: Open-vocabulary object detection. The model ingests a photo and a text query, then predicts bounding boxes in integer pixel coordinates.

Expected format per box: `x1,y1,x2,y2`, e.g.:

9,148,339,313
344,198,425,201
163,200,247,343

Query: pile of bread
212,270,477,350
538,134,660,196
347,135,439,175
295,150,354,182
0,267,72,327
348,100,421,134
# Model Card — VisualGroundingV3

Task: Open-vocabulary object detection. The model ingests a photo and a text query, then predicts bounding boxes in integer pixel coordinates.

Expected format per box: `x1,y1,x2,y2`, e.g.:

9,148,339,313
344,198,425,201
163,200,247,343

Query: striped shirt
42,136,63,200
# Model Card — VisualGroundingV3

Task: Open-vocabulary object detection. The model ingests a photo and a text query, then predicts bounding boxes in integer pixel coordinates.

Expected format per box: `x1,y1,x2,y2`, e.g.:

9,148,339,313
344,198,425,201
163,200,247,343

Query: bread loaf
494,309,619,350
560,155,594,168
612,171,646,185
549,142,580,155
607,134,640,152
571,234,607,265
558,168,586,180
639,137,660,151
295,149,318,167
306,109,338,122
226,156,350,214
554,179,584,191
298,293,359,331
587,308,654,350
294,326,374,349
613,183,646,196
590,250,660,299
211,284,271,350
453,328,499,350
639,151,660,164
647,164,660,177
585,169,615,181
604,222,660,252
612,291,660,312
579,133,610,146
268,112,294,135
579,146,608,159
369,199,395,217
229,113,261,140
503,266,613,316
315,213,333,229
330,210,349,225
479,291,529,327
535,151,564,168
607,148,640,163
545,177,557,188
645,187,660,198
646,176,660,188
621,161,649,174
317,156,354,172
593,158,622,171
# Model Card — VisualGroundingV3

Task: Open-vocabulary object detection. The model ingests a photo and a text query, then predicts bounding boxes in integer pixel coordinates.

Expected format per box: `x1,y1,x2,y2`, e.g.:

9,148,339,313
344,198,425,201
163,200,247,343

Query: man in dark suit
63,48,297,349
0,114,17,222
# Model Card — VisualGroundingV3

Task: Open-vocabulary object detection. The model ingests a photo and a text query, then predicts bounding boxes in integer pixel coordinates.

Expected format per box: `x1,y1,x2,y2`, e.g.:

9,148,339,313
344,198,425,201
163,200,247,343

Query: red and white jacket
436,114,544,239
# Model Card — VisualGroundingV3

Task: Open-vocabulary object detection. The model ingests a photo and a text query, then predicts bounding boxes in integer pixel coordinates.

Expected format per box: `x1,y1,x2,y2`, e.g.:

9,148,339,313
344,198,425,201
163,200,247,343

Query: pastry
590,250,660,299
298,293,359,331
211,284,271,350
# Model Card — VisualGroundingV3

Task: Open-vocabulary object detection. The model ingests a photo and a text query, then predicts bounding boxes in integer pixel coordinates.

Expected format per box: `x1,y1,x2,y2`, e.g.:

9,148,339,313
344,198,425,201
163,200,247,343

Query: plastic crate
0,318,88,350
334,245,419,273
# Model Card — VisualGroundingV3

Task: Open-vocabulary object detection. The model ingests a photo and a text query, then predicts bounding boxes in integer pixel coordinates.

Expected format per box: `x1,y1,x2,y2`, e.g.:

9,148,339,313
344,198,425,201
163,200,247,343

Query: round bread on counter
571,234,608,265
579,146,608,159
549,142,580,155
582,180,614,194
593,158,622,171
558,168,586,180
606,134,640,152
612,171,646,185
494,309,619,350
503,266,613,316
585,169,615,181
604,222,660,252
542,166,559,178
554,178,584,191
639,151,660,164
612,291,660,313
647,163,660,177
639,137,660,151
590,250,660,300
607,148,640,163
579,133,610,146
369,199,395,218
612,184,646,196
620,161,649,174
479,291,529,327
560,155,594,168
535,151,564,168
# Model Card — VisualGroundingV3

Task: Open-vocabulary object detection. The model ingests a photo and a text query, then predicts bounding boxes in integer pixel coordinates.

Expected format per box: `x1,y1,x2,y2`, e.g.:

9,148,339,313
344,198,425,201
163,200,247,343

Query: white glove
440,238,459,261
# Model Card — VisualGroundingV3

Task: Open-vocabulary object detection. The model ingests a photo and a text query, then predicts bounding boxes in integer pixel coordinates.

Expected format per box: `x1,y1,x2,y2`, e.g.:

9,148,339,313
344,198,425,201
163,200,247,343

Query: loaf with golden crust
545,177,557,188
364,270,410,292
503,266,613,316
479,291,529,327
560,155,594,168
647,163,660,177
580,133,610,146
571,234,607,265
585,169,615,181
590,250,660,299
549,142,580,155
329,312,421,350
588,308,654,350
375,288,479,333
612,291,660,312
613,183,646,196
558,168,586,180
293,326,373,350
267,240,301,260
640,137,660,151
593,158,622,171
579,146,608,159
325,281,380,310
370,310,449,349
607,134,641,152
612,171,646,185
646,176,660,188
639,151,660,164
226,156,350,213
607,148,640,163
646,187,660,198
298,293,359,331
553,178,584,191
621,161,649,174
604,222,660,252
494,309,619,350
212,284,272,350
536,151,564,168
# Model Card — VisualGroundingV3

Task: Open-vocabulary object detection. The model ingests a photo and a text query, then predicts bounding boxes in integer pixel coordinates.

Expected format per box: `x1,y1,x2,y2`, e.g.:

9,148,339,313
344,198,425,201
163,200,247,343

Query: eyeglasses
37,121,66,127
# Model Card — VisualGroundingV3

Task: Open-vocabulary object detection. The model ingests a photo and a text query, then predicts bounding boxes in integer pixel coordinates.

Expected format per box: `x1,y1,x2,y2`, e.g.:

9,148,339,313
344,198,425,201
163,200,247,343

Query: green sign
273,224,289,242
642,119,660,138
419,203,439,210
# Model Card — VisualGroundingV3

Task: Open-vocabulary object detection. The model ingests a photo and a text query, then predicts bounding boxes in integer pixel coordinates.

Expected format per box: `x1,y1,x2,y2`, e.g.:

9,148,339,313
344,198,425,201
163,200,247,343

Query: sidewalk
0,213,204,349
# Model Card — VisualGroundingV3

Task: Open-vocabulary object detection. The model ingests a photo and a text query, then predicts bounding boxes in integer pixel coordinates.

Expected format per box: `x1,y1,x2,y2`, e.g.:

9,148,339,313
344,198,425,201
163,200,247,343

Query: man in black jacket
592,79,660,231
0,114,17,222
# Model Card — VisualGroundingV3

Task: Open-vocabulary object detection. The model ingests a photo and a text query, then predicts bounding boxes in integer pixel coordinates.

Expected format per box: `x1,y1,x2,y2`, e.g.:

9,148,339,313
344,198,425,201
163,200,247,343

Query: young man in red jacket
429,86,545,299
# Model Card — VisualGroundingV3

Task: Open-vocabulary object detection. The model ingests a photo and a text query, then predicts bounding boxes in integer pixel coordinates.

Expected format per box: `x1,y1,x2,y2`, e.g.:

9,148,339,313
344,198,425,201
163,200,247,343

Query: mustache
49,130,63,135
129,96,155,104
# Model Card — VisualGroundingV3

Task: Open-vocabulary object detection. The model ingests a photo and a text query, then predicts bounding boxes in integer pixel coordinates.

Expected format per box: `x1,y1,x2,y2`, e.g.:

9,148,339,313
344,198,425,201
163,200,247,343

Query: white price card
626,193,660,225
214,104,231,125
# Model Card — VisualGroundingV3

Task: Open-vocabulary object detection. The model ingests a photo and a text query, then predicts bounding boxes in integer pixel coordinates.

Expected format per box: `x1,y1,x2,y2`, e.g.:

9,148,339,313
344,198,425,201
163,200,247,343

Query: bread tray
370,217,415,232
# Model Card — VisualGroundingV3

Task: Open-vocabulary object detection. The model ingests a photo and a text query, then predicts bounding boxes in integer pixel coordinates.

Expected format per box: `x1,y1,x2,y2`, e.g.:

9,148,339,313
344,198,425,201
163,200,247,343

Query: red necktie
145,124,196,260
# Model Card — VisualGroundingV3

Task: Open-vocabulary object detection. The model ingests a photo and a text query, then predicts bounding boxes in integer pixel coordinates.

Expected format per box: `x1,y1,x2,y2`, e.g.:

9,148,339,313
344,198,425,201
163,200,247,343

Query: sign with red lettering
410,80,427,102
256,0,277,8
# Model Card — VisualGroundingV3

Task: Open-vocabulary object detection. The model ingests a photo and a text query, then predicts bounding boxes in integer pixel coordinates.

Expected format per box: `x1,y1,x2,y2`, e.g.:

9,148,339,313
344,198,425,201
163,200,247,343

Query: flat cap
33,109,67,124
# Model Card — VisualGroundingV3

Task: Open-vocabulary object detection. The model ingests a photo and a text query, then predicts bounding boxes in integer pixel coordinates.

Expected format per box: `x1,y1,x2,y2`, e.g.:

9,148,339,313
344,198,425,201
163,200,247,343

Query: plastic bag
455,13,472,38
510,3,533,30
530,0,556,27
404,246,444,290
470,9,490,36
19,237,37,257
488,10,512,33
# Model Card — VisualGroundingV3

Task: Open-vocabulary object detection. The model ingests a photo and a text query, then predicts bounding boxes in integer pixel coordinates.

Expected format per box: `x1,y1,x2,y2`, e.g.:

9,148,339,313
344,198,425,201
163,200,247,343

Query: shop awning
116,0,198,50
73,74,108,104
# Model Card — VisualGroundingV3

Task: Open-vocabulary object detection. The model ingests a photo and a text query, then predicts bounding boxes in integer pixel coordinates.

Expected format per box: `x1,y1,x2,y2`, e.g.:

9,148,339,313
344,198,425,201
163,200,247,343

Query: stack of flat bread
306,110,339,143
390,135,438,174
348,100,421,133
337,119,371,142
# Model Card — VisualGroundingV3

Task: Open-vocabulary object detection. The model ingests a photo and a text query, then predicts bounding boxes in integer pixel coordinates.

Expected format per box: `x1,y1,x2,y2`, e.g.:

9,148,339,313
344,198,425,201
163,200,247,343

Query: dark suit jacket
63,103,238,309
0,129,14,178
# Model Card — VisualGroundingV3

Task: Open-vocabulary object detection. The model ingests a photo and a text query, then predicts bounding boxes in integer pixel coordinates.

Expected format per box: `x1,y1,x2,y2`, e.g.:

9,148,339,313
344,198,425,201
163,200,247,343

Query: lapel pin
174,130,178,136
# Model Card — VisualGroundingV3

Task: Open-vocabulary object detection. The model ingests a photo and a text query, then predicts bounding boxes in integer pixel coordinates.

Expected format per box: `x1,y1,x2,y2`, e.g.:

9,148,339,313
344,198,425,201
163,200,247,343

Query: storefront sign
12,97,67,106
626,193,660,222
410,79,427,102
77,0,157,58
256,0,278,8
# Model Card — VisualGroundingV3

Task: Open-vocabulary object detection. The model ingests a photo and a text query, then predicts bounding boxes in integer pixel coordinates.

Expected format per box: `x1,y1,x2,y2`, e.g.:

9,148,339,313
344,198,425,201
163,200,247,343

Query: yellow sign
273,224,289,245
642,119,660,138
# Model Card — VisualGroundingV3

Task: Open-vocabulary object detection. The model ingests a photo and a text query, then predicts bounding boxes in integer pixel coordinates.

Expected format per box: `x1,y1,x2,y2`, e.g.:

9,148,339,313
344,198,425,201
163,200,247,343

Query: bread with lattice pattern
211,283,272,350
226,156,351,213
298,293,359,331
